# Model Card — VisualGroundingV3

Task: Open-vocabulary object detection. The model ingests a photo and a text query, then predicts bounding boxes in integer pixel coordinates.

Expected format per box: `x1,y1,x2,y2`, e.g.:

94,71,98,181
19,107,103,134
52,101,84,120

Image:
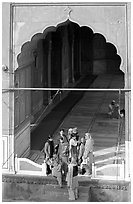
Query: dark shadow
17,19,124,89
31,75,96,150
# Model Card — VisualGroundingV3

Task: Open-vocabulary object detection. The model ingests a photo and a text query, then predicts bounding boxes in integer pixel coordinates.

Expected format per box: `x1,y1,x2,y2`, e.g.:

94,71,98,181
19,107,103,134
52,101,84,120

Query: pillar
48,35,52,101
71,34,75,83
124,3,131,181
2,3,15,173
125,91,131,180
79,34,82,76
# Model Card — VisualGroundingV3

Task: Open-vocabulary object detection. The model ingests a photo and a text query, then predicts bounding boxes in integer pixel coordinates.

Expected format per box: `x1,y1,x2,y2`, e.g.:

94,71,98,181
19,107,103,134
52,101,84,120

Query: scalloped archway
14,19,125,158
17,19,123,76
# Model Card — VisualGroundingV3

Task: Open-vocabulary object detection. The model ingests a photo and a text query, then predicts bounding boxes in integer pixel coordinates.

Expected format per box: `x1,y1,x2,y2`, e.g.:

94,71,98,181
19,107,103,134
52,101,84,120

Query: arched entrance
14,19,124,157
16,20,124,116
17,19,124,88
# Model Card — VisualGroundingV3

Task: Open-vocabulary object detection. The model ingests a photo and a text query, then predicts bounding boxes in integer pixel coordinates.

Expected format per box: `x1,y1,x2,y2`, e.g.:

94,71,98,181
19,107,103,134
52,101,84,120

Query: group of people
108,100,125,119
43,128,94,200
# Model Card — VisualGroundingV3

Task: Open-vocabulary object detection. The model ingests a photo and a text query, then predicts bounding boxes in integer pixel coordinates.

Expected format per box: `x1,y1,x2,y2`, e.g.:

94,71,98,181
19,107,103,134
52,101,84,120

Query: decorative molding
12,2,128,6
64,6,72,20
12,3,127,73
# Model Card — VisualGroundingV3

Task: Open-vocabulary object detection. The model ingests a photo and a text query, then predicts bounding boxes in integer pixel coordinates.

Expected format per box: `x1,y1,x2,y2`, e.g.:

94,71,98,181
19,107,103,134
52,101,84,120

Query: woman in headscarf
67,128,73,141
72,127,79,141
69,134,78,161
82,132,94,175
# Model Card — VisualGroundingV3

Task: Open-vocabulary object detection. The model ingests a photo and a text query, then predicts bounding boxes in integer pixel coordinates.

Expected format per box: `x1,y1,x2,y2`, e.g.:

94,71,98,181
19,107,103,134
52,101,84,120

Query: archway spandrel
13,5,127,74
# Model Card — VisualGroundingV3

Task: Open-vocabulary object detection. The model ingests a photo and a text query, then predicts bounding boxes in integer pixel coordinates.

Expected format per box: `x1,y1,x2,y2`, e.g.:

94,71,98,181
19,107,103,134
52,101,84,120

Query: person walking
43,135,55,175
72,127,79,141
82,132,94,175
57,137,69,180
120,108,125,118
113,103,120,119
108,100,115,118
78,137,85,165
66,157,79,200
69,134,78,161
67,128,73,141
59,129,69,143
51,154,62,188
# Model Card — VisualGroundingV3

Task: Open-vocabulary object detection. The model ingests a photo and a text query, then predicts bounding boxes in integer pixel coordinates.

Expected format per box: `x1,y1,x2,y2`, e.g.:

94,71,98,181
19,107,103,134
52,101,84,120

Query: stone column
79,35,82,76
124,3,131,181
71,34,75,83
9,3,15,172
2,3,15,173
125,91,131,180
48,35,52,101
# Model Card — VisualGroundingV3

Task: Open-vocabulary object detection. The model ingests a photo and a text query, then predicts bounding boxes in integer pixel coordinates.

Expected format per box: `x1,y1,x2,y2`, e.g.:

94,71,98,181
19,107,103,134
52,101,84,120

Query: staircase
53,74,125,177
28,74,125,178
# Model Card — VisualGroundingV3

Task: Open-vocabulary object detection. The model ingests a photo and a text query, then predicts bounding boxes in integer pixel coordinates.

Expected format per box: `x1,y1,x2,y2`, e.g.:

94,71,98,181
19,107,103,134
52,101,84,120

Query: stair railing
30,89,62,130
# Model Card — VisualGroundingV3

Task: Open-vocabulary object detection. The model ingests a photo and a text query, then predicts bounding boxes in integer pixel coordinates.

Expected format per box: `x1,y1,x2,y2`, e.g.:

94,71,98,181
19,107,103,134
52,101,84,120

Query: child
66,157,79,200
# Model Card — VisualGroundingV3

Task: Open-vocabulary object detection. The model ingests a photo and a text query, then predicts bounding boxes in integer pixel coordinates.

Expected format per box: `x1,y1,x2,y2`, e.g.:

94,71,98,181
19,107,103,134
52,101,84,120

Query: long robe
66,163,79,200
66,163,78,188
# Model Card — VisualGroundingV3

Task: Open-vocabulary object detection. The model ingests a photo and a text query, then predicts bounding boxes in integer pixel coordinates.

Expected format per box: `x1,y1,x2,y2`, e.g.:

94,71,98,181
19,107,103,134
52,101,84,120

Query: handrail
95,156,122,164
30,90,61,129
115,90,125,164
2,90,63,168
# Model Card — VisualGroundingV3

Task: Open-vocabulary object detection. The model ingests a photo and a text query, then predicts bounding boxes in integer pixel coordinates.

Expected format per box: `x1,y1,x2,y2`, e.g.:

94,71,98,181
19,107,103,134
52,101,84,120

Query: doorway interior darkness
17,19,124,91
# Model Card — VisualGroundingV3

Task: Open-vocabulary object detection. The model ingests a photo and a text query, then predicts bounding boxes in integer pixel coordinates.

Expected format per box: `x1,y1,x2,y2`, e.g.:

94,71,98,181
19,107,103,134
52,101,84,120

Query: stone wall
2,174,131,202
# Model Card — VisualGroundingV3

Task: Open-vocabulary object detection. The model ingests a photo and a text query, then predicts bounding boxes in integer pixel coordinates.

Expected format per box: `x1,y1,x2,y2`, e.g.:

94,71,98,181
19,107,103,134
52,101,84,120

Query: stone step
33,74,125,174
28,151,42,162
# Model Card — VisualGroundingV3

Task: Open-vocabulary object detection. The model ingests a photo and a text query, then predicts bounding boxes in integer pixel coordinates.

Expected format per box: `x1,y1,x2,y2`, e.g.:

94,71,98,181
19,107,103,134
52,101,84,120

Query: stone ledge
2,174,59,185
78,179,130,190
3,174,130,189
2,174,131,202
89,185,131,202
